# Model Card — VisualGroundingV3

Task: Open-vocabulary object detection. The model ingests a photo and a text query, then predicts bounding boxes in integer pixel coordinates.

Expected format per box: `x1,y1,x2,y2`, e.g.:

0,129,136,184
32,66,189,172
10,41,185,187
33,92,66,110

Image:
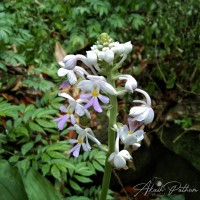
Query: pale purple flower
54,93,90,130
68,124,101,157
129,88,154,125
59,80,70,89
68,136,91,157
54,105,76,130
78,75,117,112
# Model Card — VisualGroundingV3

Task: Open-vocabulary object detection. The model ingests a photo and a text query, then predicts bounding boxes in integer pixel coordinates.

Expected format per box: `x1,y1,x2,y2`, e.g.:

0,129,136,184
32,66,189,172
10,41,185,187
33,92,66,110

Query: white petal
58,93,75,101
84,108,91,119
63,55,75,62
77,80,93,91
75,104,85,116
100,81,117,95
76,54,97,75
114,155,126,168
104,50,114,63
86,51,97,65
108,152,117,162
125,79,137,92
68,139,78,144
67,70,77,85
58,61,65,67
132,143,141,150
87,75,106,81
116,44,125,55
82,143,90,151
144,107,154,124
135,88,152,107
97,51,106,60
124,136,137,145
57,68,69,76
74,66,89,76
134,130,144,142
63,55,77,70
87,133,101,146
123,41,133,54
119,150,132,160
119,126,128,141
129,106,147,116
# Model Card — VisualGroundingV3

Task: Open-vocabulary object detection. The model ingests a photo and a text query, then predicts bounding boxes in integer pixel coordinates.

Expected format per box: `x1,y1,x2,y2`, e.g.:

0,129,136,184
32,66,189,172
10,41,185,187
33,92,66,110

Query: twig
113,169,133,200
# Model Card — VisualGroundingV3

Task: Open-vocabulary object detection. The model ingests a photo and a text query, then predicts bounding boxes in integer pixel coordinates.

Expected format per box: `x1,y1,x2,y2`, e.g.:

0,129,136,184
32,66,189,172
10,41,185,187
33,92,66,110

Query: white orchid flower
59,54,96,74
129,88,154,125
57,66,89,85
117,74,138,93
59,55,77,70
118,118,144,147
108,125,132,169
86,51,101,72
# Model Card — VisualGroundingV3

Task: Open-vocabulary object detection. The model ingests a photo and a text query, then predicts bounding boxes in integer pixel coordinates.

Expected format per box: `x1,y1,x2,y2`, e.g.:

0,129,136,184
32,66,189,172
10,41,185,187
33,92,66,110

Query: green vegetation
0,0,199,199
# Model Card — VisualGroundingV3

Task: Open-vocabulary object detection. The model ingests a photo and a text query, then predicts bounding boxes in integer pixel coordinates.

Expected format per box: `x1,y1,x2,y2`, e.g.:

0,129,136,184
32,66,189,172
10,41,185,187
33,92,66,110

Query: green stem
100,73,118,200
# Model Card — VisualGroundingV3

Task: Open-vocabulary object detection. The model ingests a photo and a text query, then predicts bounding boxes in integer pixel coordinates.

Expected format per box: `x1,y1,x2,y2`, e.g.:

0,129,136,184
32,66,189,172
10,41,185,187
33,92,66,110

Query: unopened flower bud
104,50,114,63
63,55,77,70
86,51,97,66
123,41,133,54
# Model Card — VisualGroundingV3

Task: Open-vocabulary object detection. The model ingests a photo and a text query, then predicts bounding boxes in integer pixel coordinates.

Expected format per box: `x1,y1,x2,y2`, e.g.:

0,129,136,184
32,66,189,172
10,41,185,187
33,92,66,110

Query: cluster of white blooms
54,33,154,169
86,34,133,72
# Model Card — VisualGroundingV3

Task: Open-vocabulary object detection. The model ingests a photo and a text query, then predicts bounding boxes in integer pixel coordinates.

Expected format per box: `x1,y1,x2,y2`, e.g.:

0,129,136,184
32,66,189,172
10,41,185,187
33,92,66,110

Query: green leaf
56,163,67,173
41,152,51,162
42,164,51,176
19,168,63,200
9,155,20,163
51,159,75,169
18,159,31,174
21,141,34,155
76,166,95,176
51,164,61,181
69,180,82,191
45,143,70,151
15,126,29,137
92,160,104,172
29,121,45,134
34,134,42,143
47,151,66,159
0,160,28,200
36,109,58,118
36,119,56,128
74,175,92,183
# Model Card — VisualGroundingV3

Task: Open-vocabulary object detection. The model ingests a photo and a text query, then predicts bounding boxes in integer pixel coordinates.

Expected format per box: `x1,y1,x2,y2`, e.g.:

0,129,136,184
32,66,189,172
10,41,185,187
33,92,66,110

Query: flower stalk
100,73,118,200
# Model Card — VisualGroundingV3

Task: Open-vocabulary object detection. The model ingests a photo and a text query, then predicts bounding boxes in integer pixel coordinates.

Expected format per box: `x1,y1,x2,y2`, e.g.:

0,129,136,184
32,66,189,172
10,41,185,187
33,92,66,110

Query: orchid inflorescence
54,33,154,170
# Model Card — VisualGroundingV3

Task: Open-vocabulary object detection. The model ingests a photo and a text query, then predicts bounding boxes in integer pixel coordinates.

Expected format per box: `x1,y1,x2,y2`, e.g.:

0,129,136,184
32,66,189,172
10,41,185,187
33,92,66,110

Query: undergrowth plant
54,33,154,199
0,0,199,199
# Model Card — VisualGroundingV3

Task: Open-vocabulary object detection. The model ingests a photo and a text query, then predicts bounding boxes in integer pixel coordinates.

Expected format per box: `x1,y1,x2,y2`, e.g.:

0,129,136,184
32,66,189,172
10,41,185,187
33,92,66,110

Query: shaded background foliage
0,0,200,199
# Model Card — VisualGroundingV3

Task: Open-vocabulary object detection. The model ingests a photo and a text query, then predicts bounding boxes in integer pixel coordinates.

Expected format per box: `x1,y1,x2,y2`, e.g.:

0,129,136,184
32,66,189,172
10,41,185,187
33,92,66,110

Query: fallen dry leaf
54,41,67,63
